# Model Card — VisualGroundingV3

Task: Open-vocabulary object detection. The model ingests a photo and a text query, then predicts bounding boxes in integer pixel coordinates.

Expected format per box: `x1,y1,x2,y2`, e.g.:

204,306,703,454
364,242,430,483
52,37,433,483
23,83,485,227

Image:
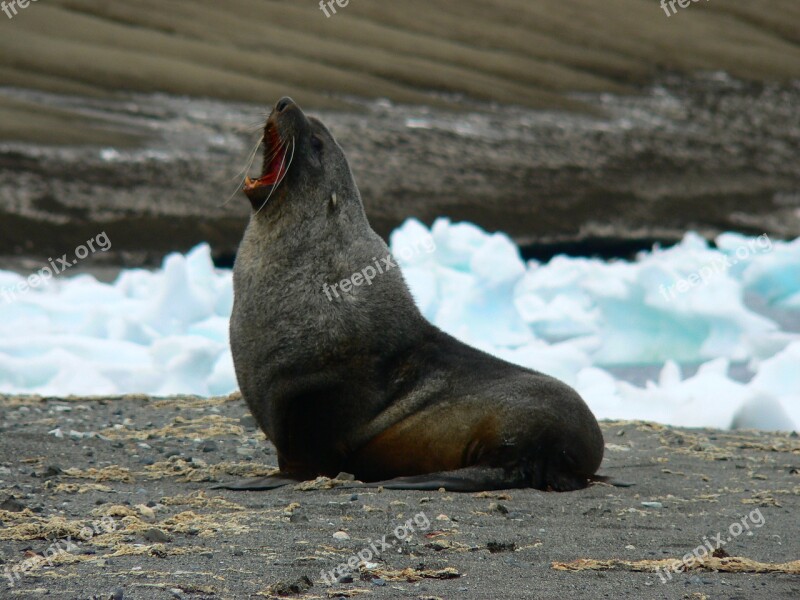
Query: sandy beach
0,393,798,599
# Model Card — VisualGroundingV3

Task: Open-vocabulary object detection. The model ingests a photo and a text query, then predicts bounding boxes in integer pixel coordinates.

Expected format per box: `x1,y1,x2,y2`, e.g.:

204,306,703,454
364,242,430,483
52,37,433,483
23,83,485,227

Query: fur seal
225,97,604,492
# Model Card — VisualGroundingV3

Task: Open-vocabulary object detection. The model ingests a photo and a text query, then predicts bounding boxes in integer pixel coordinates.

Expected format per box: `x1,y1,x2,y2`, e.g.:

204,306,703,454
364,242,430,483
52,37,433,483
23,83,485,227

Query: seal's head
243,97,358,216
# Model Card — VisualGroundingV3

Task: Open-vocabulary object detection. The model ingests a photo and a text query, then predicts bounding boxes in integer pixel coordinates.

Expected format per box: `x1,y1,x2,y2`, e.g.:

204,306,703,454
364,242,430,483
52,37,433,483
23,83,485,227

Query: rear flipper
362,463,611,492
212,473,304,491
361,467,529,492
590,474,635,488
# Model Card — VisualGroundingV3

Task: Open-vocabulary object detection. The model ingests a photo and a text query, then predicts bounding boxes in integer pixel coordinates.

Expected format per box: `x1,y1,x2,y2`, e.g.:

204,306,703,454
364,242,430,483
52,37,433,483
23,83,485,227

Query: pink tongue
256,169,280,185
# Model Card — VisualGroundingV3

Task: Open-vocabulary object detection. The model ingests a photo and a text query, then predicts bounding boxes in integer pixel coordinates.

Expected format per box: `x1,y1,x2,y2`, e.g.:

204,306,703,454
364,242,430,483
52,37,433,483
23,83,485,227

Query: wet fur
228,99,604,491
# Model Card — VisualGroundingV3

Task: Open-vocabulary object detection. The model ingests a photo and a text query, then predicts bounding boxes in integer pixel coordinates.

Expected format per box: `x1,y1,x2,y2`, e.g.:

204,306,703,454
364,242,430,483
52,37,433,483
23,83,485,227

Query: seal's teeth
244,176,254,188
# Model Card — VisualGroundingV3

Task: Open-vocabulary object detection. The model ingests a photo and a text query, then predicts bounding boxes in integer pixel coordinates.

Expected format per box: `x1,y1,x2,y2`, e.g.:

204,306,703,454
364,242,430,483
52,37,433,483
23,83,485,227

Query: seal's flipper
212,473,303,491
365,467,527,492
590,474,635,488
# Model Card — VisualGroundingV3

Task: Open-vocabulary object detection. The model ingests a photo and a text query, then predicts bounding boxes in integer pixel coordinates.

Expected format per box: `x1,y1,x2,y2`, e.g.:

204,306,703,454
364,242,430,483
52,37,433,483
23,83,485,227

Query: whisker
229,136,262,182
221,136,263,207
254,137,295,217
262,137,286,165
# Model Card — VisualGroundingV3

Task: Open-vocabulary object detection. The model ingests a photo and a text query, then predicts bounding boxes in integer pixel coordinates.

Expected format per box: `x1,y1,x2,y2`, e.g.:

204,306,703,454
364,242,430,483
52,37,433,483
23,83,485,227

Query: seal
224,97,605,492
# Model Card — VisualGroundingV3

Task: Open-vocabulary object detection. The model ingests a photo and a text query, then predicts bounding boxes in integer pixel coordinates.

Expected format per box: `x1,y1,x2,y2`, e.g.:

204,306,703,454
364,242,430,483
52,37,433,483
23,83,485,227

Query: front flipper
212,473,305,491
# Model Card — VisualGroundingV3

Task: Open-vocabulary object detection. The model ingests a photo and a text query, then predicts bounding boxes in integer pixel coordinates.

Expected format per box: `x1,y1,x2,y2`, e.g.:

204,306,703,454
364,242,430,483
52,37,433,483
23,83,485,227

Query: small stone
236,447,255,458
0,496,25,512
199,441,218,453
111,587,124,600
289,513,308,523
349,494,359,501
239,415,258,429
371,578,387,587
337,573,354,583
269,576,313,596
41,465,63,478
143,528,170,544
641,501,664,509
232,549,244,557
332,531,350,541
488,502,509,514
136,505,156,522
487,541,515,553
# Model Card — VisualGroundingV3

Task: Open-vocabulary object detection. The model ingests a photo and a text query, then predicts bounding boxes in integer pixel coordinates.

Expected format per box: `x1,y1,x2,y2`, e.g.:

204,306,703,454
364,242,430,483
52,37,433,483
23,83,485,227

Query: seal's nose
275,97,294,113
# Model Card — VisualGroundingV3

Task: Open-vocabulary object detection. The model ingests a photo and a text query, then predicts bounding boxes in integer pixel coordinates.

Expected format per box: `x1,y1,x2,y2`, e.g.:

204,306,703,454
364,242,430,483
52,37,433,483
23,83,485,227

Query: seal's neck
245,186,372,260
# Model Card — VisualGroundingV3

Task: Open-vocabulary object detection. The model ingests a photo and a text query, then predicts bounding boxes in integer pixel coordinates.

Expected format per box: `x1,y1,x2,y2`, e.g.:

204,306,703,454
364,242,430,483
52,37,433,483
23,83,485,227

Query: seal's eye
311,135,323,152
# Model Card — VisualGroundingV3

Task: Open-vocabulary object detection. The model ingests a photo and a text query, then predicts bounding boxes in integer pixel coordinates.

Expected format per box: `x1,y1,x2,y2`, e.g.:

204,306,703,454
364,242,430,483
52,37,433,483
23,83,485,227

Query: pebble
239,415,258,429
289,513,308,523
332,531,350,541
488,502,508,514
143,528,170,543
641,501,664,509
136,505,156,521
111,587,124,600
0,496,25,512
199,441,218,453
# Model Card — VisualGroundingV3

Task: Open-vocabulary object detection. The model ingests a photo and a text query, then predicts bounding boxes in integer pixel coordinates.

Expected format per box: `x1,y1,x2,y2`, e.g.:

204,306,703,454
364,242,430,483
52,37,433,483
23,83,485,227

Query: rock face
1,76,799,266
1,0,799,264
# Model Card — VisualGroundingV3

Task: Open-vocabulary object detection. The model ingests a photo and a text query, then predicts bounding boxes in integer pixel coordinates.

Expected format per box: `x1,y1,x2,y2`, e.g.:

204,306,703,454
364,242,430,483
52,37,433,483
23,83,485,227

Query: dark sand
0,394,798,599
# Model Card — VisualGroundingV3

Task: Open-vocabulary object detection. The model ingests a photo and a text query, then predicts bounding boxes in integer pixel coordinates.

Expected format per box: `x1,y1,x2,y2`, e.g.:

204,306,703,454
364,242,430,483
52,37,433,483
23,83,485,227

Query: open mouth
243,125,289,202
